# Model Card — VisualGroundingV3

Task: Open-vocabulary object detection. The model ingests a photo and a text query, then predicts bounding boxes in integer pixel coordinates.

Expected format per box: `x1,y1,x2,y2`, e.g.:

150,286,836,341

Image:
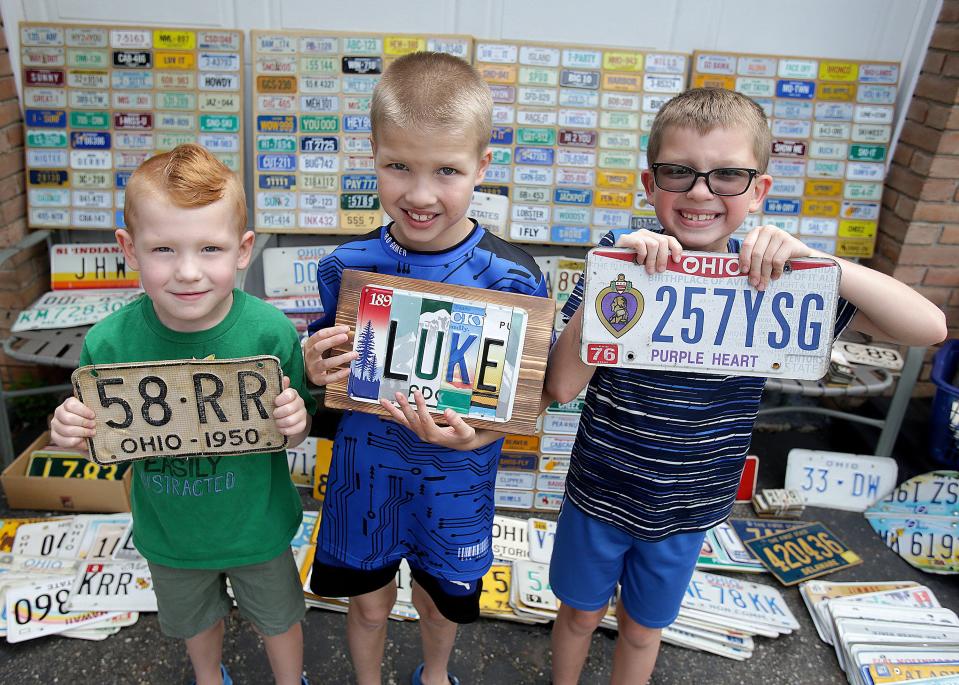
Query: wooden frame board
324,270,554,435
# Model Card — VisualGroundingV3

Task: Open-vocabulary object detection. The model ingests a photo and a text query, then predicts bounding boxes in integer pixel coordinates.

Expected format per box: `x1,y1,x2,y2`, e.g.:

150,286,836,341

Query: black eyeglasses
650,163,758,196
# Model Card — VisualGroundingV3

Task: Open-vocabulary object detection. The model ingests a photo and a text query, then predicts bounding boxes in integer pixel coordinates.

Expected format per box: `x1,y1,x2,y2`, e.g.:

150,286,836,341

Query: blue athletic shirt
310,221,548,580
561,229,858,541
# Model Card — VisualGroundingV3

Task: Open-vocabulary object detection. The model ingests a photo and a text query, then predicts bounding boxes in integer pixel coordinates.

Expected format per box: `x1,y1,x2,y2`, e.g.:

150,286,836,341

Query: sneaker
411,662,461,685
189,663,232,685
301,677,310,685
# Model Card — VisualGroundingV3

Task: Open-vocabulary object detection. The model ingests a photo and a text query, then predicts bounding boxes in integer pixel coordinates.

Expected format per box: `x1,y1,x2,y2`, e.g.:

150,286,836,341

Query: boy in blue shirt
544,88,947,685
304,52,547,685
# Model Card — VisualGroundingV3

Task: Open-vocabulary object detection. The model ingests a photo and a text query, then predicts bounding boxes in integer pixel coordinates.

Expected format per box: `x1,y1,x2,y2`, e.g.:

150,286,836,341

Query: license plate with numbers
581,248,840,379
745,521,862,585
72,356,287,463
785,449,898,511
27,452,132,480
865,513,959,574
5,576,115,642
834,340,904,370
682,570,799,632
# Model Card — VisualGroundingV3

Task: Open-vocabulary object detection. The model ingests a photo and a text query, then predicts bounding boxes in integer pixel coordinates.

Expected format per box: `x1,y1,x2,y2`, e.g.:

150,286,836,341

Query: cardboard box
1,432,131,512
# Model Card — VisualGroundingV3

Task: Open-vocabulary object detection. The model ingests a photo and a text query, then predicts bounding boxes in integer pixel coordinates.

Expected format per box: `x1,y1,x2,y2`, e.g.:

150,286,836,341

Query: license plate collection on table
580,248,841,379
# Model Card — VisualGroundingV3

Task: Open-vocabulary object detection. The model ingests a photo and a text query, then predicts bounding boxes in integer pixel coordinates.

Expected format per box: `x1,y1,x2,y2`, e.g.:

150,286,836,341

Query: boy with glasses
543,87,946,685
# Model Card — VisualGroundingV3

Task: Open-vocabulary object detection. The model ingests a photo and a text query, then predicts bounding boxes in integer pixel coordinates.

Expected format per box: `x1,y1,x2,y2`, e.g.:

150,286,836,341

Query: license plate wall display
72,355,287,463
474,40,687,247
865,471,959,575
251,30,472,234
325,270,554,435
581,247,840,379
20,23,245,230
691,51,899,259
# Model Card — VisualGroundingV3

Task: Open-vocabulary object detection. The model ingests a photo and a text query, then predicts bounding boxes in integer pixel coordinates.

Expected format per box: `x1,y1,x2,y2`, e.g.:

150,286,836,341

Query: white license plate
491,515,530,561
66,560,157,611
581,248,840,379
262,245,337,297
785,449,898,511
73,356,287,463
527,518,556,564
5,576,116,642
865,513,959,574
834,340,904,370
867,471,959,518
287,436,318,487
683,570,799,632
513,560,557,610
12,289,142,332
13,519,86,559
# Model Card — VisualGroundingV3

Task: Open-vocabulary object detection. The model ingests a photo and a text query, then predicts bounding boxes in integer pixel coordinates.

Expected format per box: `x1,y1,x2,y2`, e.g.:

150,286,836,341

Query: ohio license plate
581,248,840,379
72,356,287,463
682,570,799,632
262,245,337,297
785,449,898,512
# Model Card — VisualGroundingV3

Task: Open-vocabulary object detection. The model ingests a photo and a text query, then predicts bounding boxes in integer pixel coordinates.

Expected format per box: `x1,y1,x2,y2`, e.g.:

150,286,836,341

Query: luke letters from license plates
325,270,554,435
580,248,841,379
72,356,287,464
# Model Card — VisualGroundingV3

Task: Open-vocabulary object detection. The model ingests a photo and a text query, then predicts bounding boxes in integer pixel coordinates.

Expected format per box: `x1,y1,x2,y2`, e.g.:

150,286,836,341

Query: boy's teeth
681,211,717,221
409,211,434,221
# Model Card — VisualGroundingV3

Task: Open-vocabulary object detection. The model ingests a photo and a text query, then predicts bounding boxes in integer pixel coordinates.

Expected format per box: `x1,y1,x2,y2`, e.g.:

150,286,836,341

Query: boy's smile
115,195,254,333
374,125,491,252
642,126,771,253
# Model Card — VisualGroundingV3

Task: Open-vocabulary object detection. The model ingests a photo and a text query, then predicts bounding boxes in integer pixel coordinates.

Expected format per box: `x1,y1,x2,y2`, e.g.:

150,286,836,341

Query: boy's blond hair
371,51,492,154
123,143,247,234
647,88,771,173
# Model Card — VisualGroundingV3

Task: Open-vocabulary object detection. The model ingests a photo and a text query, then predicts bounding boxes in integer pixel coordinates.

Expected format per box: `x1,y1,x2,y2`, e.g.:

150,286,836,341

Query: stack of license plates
753,488,806,518
800,579,959,685
0,514,150,643
696,520,768,574
864,471,959,575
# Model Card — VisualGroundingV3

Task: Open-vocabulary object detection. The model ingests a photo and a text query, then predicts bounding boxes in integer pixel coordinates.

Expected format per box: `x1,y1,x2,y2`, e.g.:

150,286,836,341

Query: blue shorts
549,501,705,628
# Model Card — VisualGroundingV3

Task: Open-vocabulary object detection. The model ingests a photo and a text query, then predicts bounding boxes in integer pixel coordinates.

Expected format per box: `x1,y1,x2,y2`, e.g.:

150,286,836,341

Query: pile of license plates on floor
296,513,799,660
0,513,152,643
800,579,959,685
1,510,325,643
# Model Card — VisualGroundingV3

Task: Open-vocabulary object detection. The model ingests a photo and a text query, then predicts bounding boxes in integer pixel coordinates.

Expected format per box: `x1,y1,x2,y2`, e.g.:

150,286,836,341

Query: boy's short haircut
123,143,247,234
646,87,771,173
371,51,493,155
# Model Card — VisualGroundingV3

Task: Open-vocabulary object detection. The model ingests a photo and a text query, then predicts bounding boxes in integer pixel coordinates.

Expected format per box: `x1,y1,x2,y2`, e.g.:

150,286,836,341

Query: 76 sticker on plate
581,247,840,379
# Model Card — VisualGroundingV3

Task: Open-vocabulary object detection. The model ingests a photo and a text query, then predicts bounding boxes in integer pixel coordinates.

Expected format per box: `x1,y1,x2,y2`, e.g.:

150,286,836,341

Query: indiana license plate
581,248,841,379
72,356,287,463
785,449,898,512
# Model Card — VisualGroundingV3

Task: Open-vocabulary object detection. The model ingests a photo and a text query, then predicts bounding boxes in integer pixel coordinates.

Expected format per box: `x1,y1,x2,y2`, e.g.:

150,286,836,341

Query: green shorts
147,548,306,639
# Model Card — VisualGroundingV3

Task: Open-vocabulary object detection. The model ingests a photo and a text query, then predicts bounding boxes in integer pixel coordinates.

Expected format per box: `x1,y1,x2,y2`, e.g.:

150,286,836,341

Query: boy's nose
405,176,436,206
686,176,715,199
175,257,202,281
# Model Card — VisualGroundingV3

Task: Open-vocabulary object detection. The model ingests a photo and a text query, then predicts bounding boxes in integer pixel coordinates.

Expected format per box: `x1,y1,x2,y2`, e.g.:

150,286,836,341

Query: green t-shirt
79,289,317,569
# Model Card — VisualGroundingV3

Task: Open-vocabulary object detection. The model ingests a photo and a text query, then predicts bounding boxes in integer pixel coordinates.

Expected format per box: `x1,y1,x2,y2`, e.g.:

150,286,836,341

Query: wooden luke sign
325,270,554,435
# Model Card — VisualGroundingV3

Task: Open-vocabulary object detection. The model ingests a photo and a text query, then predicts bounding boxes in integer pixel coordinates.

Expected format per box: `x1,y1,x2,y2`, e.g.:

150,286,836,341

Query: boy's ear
640,169,656,205
747,173,773,213
115,229,140,271
474,146,492,184
236,230,256,269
